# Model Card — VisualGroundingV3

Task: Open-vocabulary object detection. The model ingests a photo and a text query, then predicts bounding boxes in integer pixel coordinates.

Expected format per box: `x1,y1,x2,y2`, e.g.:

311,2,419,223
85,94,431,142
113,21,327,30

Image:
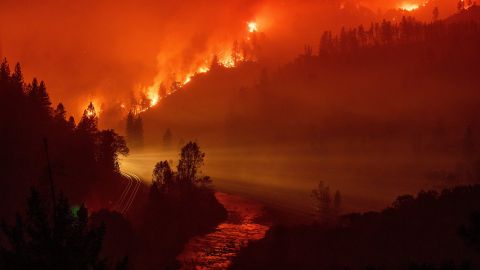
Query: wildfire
84,100,101,117
399,2,420,11
219,55,236,68
197,66,210,73
183,75,192,85
146,86,159,107
112,18,261,116
86,109,95,117
247,21,258,33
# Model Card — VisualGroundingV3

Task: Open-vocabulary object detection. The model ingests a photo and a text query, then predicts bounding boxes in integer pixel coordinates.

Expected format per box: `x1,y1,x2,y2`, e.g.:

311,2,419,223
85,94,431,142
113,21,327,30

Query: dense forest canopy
0,59,128,219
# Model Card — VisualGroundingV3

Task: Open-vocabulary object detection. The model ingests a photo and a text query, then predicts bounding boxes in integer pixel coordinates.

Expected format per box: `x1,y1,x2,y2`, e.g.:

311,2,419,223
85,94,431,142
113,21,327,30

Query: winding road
114,171,142,215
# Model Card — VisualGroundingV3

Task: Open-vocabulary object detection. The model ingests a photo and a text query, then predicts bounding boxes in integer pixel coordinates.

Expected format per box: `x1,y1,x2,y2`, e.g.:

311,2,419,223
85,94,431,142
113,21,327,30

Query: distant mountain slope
446,6,480,24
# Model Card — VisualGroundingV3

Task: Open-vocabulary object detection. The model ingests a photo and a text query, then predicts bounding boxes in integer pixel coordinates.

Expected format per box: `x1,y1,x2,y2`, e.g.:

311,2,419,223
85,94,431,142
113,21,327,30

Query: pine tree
27,78,39,101
97,130,129,172
37,81,52,113
210,55,220,70
67,116,76,130
54,103,67,122
0,58,10,85
11,63,24,93
0,188,114,270
77,102,98,135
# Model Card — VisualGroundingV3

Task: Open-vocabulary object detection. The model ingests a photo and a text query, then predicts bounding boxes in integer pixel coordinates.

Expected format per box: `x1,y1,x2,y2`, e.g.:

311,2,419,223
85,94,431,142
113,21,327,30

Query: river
177,192,270,270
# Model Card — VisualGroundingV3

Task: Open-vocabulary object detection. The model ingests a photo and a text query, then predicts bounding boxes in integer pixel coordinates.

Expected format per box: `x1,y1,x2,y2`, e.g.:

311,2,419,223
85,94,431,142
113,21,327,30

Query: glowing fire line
84,20,260,116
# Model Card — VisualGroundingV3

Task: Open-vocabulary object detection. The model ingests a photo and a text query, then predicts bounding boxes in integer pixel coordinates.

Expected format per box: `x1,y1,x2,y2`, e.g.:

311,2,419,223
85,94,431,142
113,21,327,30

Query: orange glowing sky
0,0,457,120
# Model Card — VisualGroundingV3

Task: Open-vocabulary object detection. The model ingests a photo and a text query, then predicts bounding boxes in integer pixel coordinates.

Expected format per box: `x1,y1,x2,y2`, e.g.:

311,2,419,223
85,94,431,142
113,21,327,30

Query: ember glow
247,21,258,33
1,0,457,119
84,100,102,117
400,3,420,11
130,20,257,113
146,88,159,107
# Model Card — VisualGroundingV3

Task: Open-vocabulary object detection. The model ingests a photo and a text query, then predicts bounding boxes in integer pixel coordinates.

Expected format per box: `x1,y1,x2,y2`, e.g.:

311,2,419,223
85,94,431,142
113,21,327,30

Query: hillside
230,185,480,269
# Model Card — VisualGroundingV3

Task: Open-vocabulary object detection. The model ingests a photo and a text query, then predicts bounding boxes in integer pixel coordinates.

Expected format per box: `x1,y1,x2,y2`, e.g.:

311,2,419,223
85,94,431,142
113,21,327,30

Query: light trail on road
114,171,142,215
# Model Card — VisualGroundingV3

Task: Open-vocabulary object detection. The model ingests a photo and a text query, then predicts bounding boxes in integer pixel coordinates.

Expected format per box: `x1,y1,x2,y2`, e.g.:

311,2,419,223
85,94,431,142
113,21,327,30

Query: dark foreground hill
230,185,480,270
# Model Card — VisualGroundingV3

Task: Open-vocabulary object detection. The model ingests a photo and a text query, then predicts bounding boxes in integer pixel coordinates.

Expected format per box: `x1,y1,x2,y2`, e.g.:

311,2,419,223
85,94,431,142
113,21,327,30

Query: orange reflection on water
178,192,270,270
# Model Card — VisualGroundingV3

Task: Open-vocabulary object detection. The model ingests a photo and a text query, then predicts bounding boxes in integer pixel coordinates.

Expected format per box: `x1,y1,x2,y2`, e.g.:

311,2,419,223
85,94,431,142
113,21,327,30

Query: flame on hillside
399,1,430,12
82,99,102,118
128,20,261,114
400,3,419,11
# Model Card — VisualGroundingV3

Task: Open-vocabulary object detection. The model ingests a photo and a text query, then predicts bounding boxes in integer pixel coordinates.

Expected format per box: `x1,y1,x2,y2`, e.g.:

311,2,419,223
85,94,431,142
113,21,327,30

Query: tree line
315,15,480,56
0,59,128,219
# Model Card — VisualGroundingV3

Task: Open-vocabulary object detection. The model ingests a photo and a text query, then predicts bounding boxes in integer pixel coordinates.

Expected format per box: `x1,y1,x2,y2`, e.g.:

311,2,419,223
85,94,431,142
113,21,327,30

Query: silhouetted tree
141,143,226,269
433,7,440,21
75,103,99,172
0,188,118,270
67,116,76,130
210,55,221,71
152,161,174,189
54,103,66,122
319,31,334,55
37,81,51,113
11,63,24,93
312,182,342,225
77,102,98,135
177,142,205,184
125,111,143,149
0,58,11,88
312,181,332,224
97,130,129,172
27,78,39,103
0,59,131,235
304,44,313,57
126,111,135,140
381,20,394,45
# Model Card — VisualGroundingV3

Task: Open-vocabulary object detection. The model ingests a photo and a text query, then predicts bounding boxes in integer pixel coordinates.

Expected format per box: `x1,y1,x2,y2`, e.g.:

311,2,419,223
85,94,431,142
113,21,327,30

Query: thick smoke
0,0,456,121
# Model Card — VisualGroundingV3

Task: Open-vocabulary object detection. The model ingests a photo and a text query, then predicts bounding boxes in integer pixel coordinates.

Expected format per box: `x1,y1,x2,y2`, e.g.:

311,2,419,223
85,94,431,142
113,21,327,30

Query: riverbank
177,192,270,269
